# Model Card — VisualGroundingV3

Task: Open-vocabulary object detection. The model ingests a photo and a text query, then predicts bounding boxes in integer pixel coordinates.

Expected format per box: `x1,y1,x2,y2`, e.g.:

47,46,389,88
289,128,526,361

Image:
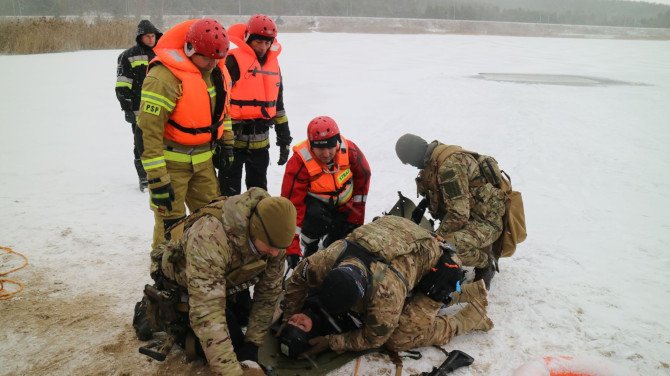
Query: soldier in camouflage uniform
154,188,296,376
395,133,506,289
281,215,493,356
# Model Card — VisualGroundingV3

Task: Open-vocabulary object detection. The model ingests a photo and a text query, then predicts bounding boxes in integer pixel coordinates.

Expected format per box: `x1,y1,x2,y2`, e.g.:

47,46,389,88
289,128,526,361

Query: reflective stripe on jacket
292,136,353,206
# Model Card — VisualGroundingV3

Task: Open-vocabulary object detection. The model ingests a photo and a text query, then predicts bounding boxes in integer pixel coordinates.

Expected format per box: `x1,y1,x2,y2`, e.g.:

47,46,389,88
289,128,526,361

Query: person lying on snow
279,215,494,358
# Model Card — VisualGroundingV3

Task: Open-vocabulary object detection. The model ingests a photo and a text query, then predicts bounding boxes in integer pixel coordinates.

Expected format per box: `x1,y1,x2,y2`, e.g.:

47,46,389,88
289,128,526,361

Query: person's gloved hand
214,144,234,172
275,122,292,166
237,341,259,362
286,254,300,270
411,198,429,224
124,110,136,124
149,180,175,211
417,253,463,303
303,336,329,358
277,143,290,165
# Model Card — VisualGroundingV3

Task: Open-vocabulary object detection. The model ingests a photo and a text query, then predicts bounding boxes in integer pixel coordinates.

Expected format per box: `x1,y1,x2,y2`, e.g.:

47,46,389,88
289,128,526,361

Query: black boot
473,257,497,290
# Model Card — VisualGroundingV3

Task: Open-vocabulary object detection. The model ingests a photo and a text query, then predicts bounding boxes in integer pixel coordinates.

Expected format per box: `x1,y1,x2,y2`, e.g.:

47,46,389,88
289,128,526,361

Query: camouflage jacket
160,188,285,376
283,216,441,352
416,142,505,240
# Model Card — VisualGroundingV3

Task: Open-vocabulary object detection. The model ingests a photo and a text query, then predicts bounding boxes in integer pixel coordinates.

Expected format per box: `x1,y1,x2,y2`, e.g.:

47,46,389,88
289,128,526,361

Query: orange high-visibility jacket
152,19,230,145
227,23,281,120
292,136,354,206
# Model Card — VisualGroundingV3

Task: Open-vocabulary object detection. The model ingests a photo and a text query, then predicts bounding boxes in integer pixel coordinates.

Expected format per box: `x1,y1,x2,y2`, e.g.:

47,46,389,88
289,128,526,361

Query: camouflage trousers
384,290,491,351
441,218,503,269
151,158,220,249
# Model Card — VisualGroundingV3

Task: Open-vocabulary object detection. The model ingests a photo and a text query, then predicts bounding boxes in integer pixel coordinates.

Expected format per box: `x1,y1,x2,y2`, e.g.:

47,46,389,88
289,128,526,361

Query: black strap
165,66,226,142
210,66,226,126
230,99,277,107
167,118,223,135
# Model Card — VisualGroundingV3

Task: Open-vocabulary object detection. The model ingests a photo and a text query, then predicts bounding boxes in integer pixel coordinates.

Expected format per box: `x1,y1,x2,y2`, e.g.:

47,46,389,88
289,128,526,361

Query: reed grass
0,18,138,54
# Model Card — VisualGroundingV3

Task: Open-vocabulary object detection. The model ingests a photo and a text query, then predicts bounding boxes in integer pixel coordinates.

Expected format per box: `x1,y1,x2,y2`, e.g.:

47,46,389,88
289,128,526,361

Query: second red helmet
307,116,341,147
185,18,229,59
246,14,278,39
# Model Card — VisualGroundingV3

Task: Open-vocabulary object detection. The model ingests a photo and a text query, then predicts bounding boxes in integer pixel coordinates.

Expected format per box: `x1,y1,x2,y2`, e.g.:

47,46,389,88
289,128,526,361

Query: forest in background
2,0,670,28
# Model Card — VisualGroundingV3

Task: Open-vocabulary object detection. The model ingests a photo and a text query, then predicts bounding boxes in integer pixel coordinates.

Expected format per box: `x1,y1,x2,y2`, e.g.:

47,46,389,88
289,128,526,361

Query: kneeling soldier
135,188,296,376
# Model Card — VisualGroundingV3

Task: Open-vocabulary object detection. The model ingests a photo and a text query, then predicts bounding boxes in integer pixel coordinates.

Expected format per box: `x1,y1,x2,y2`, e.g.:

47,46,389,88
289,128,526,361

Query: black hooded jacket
115,20,163,112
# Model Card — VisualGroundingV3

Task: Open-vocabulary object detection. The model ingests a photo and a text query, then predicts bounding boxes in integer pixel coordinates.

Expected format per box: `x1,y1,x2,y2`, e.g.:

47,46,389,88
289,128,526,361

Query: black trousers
301,196,355,257
218,148,269,196
131,122,147,180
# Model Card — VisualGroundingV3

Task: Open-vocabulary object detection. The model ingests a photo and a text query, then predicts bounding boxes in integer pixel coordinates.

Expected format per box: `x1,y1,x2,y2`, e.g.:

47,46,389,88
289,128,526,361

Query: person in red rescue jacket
281,116,371,268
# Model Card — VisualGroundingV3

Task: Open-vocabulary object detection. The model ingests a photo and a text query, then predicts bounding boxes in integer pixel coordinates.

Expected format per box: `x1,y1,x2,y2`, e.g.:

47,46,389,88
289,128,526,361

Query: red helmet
307,116,341,147
246,14,277,39
185,18,229,59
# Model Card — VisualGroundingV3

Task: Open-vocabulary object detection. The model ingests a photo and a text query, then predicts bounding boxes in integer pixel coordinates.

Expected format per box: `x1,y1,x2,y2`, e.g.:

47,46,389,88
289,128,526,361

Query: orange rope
0,246,28,300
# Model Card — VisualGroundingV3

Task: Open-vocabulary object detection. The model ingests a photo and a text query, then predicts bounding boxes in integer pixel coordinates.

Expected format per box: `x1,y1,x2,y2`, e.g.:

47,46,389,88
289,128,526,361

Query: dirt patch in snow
0,267,211,376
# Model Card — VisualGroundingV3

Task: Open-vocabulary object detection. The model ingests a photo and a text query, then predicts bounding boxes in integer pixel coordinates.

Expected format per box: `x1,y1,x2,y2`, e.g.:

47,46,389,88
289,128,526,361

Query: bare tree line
1,0,669,28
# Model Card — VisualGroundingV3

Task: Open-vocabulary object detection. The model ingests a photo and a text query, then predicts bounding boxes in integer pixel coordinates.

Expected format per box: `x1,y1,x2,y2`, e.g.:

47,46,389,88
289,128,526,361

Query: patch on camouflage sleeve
445,180,462,198
440,169,463,198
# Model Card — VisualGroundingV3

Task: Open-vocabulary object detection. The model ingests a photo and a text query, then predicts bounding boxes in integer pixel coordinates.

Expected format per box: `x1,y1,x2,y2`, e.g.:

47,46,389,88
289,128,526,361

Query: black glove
214,144,235,172
124,110,136,124
237,341,259,362
411,198,429,224
417,252,464,303
275,123,292,166
286,254,300,270
277,143,290,165
150,182,175,211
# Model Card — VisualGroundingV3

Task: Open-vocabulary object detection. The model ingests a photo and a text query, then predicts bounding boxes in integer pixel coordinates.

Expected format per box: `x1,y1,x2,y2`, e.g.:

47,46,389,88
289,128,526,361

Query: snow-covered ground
1,33,669,375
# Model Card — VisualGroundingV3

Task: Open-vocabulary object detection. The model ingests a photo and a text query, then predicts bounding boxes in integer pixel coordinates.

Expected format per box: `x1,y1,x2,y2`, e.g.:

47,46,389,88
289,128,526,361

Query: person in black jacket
115,20,162,191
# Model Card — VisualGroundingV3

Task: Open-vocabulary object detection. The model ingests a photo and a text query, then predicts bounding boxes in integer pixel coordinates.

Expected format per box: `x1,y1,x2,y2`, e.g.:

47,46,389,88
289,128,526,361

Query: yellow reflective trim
337,169,352,184
131,60,149,68
223,118,232,131
164,150,191,163
142,156,166,170
275,115,288,124
164,150,214,165
192,150,214,164
141,91,176,111
208,86,216,98
115,81,132,89
234,139,270,149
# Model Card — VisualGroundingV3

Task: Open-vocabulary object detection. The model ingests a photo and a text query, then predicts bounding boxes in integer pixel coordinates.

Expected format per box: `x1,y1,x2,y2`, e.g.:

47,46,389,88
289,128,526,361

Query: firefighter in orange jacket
137,19,234,249
281,116,371,268
218,14,292,196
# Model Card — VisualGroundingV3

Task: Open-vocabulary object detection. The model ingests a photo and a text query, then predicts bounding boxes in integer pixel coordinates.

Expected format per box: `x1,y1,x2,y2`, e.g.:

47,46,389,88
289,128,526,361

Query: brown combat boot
450,279,488,307
450,302,494,336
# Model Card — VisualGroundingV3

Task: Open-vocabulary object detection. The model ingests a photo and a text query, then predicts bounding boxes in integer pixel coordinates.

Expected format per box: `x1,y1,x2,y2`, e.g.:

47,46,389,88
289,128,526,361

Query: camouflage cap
395,133,428,168
250,197,296,248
